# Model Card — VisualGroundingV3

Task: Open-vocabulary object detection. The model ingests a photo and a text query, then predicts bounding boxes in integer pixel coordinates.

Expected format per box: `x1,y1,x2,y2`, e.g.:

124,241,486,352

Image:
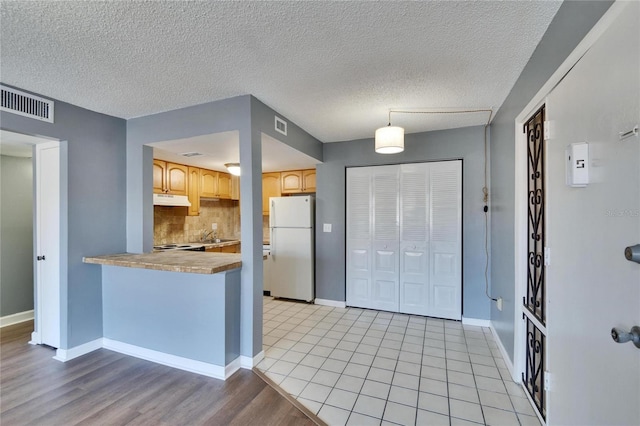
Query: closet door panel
428,161,462,320
346,168,373,308
399,163,430,315
370,168,399,311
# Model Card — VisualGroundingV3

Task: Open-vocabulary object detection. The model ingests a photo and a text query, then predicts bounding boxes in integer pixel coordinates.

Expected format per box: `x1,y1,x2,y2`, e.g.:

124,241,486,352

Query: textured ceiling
0,1,561,142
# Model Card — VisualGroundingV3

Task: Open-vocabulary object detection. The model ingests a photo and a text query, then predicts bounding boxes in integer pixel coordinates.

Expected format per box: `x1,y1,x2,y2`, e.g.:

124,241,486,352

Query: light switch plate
323,223,332,233
211,223,217,230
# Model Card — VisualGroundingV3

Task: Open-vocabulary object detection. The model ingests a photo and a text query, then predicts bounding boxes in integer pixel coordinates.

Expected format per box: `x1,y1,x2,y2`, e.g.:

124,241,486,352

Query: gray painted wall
0,155,34,317
0,87,127,348
489,1,613,362
103,266,240,366
316,125,492,319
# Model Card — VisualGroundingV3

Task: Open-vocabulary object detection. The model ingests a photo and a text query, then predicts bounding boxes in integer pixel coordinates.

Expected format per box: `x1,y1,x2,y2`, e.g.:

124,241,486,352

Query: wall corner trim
315,299,347,309
461,317,492,327
53,338,103,362
240,351,265,369
489,323,518,383
0,310,34,328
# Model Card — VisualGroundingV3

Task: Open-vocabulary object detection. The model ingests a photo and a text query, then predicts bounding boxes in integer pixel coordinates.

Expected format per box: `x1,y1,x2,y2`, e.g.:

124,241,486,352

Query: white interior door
545,3,639,424
35,141,61,348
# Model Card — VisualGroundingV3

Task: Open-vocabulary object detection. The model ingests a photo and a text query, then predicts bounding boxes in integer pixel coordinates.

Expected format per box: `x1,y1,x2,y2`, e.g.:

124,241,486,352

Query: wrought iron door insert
523,105,547,420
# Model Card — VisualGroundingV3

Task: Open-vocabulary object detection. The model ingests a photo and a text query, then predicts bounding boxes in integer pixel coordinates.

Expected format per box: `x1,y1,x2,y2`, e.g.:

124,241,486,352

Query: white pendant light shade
375,125,404,154
225,163,241,176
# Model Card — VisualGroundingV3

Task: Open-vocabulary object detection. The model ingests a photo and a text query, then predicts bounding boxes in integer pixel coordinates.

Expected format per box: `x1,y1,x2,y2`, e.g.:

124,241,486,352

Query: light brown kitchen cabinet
280,169,316,194
205,243,240,253
230,175,240,201
187,167,200,216
200,169,232,199
153,160,188,195
302,169,316,192
262,172,281,215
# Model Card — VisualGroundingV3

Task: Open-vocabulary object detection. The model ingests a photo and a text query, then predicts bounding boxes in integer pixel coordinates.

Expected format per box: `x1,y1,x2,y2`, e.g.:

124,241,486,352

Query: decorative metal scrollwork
522,315,546,420
525,106,546,325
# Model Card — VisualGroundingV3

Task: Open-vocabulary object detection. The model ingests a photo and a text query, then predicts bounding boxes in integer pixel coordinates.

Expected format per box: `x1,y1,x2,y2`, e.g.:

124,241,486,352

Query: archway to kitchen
146,130,320,342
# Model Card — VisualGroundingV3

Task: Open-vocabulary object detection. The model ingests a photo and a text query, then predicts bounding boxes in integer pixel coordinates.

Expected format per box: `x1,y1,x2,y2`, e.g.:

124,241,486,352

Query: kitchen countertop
83,251,242,274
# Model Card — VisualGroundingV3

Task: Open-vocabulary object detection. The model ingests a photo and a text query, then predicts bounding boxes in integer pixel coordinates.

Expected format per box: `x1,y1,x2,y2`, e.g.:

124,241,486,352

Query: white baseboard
315,298,346,309
54,338,103,362
489,323,517,382
240,350,265,369
102,338,227,380
462,317,492,327
225,357,242,379
0,310,34,328
29,331,41,345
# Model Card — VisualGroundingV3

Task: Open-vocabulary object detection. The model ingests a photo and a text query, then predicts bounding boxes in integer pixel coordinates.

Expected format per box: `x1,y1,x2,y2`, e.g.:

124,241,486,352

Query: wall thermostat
566,142,589,187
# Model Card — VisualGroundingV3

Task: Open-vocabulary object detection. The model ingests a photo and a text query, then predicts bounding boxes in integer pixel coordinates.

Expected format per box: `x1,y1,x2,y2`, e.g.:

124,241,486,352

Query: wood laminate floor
0,321,316,426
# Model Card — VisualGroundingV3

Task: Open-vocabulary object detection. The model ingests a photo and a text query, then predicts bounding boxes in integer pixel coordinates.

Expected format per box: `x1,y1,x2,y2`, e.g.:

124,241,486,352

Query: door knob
624,244,640,264
611,326,640,348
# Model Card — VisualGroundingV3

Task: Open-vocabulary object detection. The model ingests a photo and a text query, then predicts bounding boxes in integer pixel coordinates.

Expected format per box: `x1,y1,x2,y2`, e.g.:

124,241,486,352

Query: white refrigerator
269,196,314,302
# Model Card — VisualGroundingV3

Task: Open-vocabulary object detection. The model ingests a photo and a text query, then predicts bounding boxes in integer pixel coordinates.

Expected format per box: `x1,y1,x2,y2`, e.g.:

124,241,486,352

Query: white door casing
33,141,61,348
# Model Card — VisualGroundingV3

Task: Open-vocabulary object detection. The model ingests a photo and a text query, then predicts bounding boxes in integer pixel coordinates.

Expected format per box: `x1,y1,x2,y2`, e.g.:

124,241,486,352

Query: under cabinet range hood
153,194,191,207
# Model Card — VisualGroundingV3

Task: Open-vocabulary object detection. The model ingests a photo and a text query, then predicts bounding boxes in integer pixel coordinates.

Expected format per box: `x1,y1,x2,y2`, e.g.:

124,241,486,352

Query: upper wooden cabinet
230,175,240,201
262,172,281,215
187,167,200,216
153,160,188,195
201,170,232,199
281,169,316,194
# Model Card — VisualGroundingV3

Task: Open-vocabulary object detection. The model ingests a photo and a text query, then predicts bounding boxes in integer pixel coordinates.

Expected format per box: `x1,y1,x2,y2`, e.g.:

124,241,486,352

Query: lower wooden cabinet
205,243,240,253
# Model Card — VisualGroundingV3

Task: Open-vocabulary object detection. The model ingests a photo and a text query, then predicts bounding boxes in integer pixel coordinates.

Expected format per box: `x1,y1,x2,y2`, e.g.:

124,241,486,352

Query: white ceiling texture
0,1,561,169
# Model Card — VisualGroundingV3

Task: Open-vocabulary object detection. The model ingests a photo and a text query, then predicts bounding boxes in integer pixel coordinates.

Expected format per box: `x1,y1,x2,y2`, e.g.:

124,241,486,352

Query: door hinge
37,255,46,261
544,247,551,266
544,372,551,391
544,120,551,140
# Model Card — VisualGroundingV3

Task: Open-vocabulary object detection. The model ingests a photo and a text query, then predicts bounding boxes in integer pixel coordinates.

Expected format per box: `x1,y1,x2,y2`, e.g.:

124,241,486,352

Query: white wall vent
275,116,287,136
180,152,204,158
1,85,54,123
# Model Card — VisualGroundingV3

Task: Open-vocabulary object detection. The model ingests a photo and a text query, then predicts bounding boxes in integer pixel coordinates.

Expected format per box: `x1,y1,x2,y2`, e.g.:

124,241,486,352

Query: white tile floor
257,297,542,426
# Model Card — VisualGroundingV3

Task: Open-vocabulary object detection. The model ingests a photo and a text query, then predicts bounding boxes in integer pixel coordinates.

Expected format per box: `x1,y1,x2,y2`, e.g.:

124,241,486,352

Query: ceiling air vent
180,152,204,158
1,85,54,123
275,116,287,136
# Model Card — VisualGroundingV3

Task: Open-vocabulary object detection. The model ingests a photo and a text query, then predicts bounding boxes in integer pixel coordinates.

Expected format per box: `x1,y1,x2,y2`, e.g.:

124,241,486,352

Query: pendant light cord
388,108,496,301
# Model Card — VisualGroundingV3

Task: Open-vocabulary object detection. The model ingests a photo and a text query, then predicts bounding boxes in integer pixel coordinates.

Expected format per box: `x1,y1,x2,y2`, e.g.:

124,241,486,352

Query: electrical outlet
211,223,217,230
496,297,503,311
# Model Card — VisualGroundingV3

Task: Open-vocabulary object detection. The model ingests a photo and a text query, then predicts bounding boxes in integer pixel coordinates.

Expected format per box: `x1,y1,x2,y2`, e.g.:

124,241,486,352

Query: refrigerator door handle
271,228,275,260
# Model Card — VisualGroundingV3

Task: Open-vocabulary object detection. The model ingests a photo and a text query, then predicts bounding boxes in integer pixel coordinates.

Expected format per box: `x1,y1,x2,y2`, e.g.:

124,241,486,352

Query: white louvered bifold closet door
347,161,461,319
346,167,373,308
428,161,462,319
399,163,430,315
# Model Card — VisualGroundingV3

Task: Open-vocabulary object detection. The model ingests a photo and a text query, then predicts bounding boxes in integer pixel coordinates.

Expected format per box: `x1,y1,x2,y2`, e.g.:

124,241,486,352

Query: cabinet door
166,163,188,195
281,171,302,194
153,160,167,193
302,169,316,193
217,172,232,199
187,167,200,216
230,175,240,201
262,173,281,215
200,169,218,198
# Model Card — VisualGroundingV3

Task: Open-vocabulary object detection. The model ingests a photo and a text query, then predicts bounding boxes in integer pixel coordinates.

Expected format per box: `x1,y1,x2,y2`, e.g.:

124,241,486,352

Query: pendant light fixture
375,124,405,154
375,108,494,154
224,163,241,176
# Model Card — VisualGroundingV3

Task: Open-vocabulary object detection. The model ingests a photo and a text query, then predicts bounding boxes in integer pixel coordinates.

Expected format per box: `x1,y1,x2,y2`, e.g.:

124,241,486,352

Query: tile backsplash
154,199,240,245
